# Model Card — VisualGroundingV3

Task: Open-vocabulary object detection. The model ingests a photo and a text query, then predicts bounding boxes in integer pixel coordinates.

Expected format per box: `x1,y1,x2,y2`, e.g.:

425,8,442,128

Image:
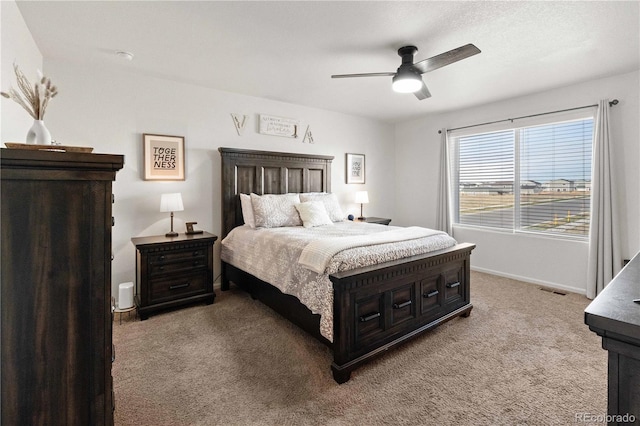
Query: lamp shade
160,193,184,212
355,191,369,204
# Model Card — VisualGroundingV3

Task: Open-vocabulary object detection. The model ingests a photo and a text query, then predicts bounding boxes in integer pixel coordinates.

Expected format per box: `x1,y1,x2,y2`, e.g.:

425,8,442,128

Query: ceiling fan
331,43,481,100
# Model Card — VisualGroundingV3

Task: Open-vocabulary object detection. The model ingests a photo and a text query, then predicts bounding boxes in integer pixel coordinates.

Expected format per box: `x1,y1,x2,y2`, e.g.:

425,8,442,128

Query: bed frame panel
218,147,474,383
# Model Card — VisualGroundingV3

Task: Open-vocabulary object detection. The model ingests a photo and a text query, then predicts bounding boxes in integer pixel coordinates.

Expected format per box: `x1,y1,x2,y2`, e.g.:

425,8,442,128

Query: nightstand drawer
149,248,206,264
149,257,206,276
149,272,207,303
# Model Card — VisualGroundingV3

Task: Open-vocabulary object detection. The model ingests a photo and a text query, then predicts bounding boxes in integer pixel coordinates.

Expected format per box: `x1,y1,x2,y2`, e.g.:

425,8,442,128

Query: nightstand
355,217,392,225
131,232,217,320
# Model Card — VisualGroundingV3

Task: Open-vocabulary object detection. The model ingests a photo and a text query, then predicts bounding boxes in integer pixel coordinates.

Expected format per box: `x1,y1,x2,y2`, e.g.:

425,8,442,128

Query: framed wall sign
143,134,185,181
258,114,299,138
346,153,365,184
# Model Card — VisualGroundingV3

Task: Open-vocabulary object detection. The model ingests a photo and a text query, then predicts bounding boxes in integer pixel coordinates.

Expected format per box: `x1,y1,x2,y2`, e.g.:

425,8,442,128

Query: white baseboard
470,266,587,296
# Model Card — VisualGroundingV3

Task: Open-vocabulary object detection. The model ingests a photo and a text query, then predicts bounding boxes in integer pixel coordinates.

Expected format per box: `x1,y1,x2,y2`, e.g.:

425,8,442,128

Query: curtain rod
438,99,619,134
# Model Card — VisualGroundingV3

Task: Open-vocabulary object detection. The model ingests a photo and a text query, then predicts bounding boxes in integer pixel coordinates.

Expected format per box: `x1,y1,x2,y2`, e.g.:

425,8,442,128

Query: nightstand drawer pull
393,300,412,309
169,282,190,290
193,251,201,256
193,261,200,266
359,312,381,322
424,290,439,298
159,255,165,261
447,281,461,289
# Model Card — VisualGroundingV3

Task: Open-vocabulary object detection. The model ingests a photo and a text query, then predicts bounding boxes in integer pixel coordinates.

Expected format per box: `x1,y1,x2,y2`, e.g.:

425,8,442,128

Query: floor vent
540,287,567,296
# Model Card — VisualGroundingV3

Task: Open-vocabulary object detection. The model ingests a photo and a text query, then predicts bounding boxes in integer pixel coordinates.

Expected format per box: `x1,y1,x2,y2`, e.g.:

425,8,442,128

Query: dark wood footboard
329,242,475,383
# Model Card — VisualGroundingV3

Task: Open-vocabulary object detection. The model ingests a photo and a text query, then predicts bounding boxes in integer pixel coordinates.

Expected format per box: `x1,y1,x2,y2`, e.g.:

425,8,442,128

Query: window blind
457,130,515,229
452,117,594,238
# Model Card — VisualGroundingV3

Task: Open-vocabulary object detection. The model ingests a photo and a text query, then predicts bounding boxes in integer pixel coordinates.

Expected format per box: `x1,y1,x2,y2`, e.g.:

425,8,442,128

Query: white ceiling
16,1,640,124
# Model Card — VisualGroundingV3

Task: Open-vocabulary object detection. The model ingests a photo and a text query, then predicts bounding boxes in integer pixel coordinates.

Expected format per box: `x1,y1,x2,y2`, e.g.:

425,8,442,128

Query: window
450,116,594,238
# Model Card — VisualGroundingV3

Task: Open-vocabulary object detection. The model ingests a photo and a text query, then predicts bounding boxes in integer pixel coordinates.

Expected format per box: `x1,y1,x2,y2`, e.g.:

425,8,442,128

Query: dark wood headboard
219,148,334,238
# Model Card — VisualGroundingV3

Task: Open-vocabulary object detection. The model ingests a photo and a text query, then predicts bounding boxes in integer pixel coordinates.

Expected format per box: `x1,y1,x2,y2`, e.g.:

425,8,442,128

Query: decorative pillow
250,193,302,228
239,193,255,228
295,201,334,228
299,192,344,222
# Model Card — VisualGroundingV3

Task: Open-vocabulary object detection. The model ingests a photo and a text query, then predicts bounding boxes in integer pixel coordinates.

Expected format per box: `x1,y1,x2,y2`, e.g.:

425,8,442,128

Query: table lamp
160,193,184,237
355,190,369,220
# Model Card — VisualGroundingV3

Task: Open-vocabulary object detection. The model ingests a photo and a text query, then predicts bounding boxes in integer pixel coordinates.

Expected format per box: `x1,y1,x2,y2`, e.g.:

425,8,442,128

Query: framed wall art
346,153,365,184
143,134,185,181
258,114,299,138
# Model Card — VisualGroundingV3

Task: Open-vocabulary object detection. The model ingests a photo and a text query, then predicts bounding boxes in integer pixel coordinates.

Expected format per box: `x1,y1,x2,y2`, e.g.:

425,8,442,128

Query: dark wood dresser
1,148,123,426
585,252,640,423
132,232,217,320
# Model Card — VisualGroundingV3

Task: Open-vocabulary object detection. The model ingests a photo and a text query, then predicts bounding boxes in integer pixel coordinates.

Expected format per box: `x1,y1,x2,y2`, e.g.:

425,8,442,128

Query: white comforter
299,226,443,273
220,222,456,342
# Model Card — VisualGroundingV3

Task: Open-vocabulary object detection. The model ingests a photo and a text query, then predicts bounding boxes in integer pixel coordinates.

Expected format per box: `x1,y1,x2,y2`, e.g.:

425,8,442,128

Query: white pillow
299,193,344,222
239,193,255,228
250,193,302,228
295,201,334,228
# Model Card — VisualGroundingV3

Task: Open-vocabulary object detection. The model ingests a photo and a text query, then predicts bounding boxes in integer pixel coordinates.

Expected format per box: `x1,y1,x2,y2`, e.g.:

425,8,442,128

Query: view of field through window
456,119,594,237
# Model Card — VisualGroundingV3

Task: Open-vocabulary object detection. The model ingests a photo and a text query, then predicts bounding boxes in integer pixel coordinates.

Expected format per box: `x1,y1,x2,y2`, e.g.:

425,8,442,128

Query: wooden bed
219,147,475,383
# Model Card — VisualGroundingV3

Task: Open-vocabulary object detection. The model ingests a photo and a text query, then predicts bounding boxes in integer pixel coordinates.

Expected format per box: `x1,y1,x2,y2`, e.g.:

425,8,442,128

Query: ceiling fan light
392,73,422,93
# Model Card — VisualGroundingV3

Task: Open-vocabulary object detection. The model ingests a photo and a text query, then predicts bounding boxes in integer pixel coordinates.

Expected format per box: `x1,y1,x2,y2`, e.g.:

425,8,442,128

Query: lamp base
165,231,179,237
357,216,366,220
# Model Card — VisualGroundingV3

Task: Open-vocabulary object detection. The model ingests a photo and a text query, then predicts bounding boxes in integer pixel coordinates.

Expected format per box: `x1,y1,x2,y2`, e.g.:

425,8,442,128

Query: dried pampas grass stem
1,63,58,120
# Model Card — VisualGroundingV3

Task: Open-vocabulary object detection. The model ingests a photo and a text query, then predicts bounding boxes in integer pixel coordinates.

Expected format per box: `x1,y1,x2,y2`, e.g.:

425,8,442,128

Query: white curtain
436,129,452,235
586,99,621,299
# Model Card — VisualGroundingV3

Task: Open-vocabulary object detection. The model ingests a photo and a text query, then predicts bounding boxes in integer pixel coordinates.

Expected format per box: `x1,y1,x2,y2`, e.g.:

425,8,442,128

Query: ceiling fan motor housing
393,46,423,92
398,45,418,64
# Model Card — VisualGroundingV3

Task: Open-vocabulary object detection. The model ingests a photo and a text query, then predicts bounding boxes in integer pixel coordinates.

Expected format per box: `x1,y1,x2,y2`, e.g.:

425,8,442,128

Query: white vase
26,120,52,145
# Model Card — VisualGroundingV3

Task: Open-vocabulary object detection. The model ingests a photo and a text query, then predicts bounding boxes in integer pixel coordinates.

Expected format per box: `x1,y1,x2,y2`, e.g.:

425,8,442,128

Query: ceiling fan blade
331,72,395,79
414,81,431,100
413,43,481,74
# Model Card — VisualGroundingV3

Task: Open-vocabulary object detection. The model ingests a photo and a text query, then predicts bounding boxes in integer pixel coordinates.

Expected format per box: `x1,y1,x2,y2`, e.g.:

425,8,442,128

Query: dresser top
1,148,124,171
585,252,640,344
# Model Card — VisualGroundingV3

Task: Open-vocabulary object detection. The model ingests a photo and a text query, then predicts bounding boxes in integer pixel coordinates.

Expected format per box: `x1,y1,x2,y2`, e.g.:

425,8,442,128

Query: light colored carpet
112,271,606,425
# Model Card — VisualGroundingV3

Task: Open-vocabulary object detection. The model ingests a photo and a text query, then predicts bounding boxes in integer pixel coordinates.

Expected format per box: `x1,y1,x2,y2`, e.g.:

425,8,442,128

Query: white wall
395,70,640,294
39,60,394,298
1,1,42,140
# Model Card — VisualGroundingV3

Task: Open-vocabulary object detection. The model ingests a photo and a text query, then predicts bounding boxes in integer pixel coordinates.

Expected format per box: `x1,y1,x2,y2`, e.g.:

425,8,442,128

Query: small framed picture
143,134,185,181
346,153,365,184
